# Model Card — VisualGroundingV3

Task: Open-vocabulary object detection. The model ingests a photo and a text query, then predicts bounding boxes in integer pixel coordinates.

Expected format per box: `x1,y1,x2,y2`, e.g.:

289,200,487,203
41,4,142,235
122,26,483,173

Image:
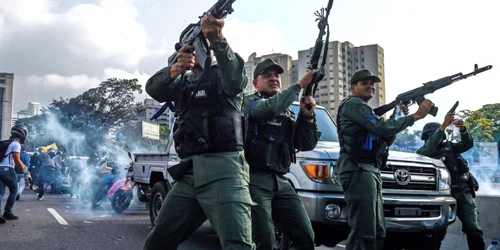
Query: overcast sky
1,0,498,131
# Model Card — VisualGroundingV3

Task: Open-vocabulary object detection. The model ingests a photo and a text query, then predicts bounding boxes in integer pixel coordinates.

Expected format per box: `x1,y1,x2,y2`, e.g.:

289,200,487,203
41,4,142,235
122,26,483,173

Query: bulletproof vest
244,94,295,175
336,97,388,167
439,141,469,183
172,65,245,158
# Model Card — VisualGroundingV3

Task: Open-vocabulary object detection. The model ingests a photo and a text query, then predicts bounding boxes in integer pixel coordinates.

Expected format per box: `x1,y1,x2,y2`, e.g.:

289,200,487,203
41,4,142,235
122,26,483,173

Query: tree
393,129,419,148
458,103,500,142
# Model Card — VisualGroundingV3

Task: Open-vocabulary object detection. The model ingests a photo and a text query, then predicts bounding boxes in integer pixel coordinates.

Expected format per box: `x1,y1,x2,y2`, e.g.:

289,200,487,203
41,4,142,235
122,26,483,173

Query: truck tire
149,181,169,226
274,225,292,250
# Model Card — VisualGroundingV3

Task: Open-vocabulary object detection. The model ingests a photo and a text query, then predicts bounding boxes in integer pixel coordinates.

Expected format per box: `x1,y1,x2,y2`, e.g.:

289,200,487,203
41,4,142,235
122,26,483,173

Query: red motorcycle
106,152,134,214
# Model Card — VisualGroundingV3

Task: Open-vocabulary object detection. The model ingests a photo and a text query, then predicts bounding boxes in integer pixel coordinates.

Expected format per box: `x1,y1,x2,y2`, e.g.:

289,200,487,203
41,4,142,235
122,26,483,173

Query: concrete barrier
441,194,500,250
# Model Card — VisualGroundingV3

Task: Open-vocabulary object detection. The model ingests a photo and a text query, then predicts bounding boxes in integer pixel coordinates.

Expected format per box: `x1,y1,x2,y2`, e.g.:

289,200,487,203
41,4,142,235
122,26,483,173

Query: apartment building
296,41,386,117
244,52,293,95
0,73,14,140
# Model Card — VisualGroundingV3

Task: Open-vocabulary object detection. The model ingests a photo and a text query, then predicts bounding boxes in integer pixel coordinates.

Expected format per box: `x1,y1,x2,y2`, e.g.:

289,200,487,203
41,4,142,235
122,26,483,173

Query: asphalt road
1,189,343,250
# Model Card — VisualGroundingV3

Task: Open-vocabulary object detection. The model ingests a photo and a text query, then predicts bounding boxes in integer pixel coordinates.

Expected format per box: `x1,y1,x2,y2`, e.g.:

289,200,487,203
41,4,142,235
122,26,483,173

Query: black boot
466,232,485,250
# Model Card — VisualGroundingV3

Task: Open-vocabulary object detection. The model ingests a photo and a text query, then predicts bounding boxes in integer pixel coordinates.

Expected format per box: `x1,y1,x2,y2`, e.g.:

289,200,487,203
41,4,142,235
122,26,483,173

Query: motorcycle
107,152,134,214
91,161,120,208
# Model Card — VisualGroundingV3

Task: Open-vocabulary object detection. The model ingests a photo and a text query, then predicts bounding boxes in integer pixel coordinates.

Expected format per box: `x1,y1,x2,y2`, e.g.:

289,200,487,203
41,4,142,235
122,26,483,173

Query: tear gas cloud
27,112,159,214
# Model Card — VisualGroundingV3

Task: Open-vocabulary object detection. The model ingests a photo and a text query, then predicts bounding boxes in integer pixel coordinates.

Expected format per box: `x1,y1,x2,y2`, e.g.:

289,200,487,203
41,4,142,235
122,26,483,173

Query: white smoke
44,113,86,155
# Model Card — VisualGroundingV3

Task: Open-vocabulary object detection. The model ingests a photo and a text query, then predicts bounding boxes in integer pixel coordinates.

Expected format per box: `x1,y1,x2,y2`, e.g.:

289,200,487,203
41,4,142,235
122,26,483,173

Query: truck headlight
300,161,339,185
437,168,451,191
301,161,333,184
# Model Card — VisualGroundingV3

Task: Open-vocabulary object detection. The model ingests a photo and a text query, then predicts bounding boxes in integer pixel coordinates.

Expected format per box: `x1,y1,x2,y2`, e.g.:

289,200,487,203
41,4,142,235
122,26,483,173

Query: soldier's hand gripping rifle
169,0,236,118
373,64,493,117
294,0,333,153
169,0,236,70
301,0,334,110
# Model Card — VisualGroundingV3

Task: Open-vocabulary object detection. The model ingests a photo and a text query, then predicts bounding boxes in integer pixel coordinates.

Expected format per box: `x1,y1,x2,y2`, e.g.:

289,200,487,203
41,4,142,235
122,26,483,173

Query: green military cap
253,58,284,79
349,69,381,85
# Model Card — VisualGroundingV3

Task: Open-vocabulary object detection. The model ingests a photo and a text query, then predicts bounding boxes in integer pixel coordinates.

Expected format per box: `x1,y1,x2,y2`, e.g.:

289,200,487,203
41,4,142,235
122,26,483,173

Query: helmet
421,122,441,141
11,124,28,143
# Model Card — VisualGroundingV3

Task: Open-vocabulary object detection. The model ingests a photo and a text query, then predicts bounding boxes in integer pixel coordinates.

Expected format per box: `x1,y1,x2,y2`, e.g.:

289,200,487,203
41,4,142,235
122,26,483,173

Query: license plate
395,207,422,217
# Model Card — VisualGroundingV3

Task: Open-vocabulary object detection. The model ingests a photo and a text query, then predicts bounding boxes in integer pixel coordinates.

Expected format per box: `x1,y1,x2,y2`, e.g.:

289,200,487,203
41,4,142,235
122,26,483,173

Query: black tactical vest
244,94,295,175
439,141,470,183
172,65,245,158
337,97,388,167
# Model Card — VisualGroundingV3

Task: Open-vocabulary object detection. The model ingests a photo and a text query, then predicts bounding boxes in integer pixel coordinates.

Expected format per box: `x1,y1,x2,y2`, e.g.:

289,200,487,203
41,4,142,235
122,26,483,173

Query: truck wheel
149,181,169,226
274,225,292,250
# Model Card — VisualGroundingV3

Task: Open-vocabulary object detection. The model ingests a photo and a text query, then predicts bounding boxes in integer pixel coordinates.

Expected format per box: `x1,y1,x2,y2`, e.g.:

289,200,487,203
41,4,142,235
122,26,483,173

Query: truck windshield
290,104,339,142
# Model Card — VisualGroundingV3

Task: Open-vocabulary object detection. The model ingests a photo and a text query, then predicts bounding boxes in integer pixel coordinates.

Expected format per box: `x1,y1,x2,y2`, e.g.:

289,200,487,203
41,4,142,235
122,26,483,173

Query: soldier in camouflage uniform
417,114,485,250
243,59,319,250
336,69,434,250
143,13,255,250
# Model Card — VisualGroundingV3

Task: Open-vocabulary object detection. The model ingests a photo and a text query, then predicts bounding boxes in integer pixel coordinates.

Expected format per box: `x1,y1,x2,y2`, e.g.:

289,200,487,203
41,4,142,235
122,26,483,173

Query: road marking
338,244,345,248
47,208,69,225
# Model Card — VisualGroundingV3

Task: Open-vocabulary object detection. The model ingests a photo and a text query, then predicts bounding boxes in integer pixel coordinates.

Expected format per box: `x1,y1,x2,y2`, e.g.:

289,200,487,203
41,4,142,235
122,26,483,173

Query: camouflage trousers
339,168,386,250
249,178,315,250
143,172,256,250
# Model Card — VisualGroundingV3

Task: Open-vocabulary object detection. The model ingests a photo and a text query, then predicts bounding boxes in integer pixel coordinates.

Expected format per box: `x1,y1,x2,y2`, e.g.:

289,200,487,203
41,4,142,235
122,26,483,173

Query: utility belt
173,110,245,159
451,172,479,198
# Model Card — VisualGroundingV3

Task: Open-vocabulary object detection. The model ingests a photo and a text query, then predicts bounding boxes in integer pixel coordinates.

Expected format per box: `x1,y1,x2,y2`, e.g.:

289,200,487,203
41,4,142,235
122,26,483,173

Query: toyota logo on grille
394,169,411,185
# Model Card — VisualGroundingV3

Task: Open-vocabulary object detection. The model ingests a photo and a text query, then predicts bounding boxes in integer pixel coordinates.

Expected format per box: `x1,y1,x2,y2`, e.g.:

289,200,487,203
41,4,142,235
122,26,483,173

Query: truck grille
380,163,436,191
384,204,441,218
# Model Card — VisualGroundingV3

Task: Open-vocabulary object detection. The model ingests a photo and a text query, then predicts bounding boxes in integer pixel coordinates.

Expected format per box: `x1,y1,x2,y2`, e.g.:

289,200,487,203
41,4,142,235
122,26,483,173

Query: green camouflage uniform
243,78,318,250
337,94,416,250
143,39,256,250
417,128,485,249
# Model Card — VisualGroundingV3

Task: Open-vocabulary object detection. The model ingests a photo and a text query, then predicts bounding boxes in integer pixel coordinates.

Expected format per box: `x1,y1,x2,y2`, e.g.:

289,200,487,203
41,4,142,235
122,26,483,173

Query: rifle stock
373,64,492,117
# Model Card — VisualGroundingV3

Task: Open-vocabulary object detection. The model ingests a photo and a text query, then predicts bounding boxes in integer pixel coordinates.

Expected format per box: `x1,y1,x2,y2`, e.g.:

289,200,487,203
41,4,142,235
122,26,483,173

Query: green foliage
458,103,500,142
393,129,419,147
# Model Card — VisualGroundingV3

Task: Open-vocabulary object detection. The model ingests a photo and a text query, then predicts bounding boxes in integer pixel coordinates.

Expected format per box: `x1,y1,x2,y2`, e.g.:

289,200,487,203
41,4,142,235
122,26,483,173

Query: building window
0,79,5,84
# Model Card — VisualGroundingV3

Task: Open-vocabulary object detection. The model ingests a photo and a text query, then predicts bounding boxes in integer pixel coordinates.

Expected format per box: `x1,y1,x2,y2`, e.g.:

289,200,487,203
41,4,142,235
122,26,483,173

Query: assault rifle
169,0,236,69
302,0,334,110
294,0,333,152
373,64,493,117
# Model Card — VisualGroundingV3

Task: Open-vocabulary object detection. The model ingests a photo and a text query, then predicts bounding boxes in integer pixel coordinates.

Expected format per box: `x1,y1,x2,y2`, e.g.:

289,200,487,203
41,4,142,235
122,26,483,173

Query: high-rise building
244,52,293,95
139,98,174,128
13,101,44,126
296,41,386,117
0,73,14,140
28,102,42,116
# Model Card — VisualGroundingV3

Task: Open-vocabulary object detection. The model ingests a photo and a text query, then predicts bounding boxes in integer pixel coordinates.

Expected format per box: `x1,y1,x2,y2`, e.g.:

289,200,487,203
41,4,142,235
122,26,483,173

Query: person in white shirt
0,124,31,223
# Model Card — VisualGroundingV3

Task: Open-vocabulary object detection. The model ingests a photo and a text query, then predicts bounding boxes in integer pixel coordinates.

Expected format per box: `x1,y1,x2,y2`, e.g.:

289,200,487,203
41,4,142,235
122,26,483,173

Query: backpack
0,139,14,162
